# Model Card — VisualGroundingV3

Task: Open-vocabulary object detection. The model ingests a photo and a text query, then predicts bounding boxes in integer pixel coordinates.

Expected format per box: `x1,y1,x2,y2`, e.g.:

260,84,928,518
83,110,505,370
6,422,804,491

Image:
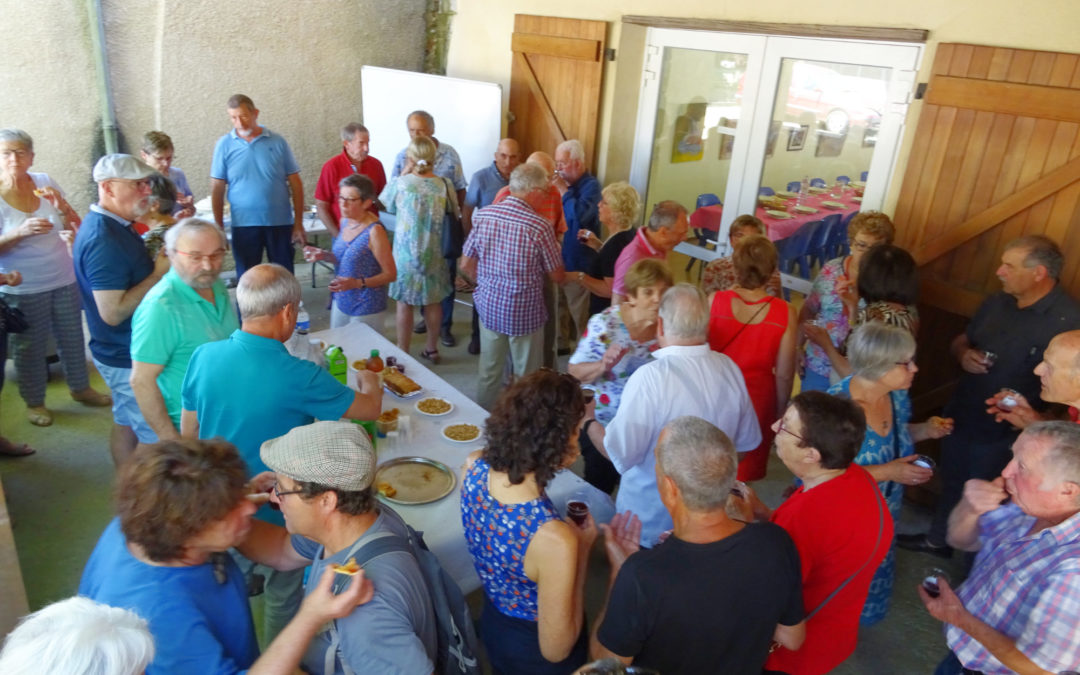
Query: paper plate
765,209,793,219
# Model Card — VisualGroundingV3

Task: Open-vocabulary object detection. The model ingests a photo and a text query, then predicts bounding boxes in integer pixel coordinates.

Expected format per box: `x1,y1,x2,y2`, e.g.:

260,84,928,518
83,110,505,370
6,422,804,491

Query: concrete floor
0,257,955,673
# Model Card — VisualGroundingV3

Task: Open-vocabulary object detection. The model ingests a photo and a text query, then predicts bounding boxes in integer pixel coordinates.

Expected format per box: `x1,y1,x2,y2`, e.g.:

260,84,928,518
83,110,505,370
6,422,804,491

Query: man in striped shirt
461,163,565,410
921,421,1080,675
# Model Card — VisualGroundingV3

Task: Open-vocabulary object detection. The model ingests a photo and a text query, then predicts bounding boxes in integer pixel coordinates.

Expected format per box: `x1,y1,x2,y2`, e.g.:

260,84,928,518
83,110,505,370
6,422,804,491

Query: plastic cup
921,567,949,598
566,500,589,525
998,388,1021,411
982,350,998,368
582,387,595,405
912,454,936,471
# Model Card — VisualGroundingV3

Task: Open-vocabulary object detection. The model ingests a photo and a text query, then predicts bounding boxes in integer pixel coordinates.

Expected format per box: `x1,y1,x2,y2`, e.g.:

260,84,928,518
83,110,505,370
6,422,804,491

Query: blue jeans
934,652,982,675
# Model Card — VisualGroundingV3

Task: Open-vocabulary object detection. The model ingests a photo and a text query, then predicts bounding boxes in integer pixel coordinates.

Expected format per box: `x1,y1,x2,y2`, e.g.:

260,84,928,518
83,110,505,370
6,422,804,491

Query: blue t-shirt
181,330,356,524
465,162,509,209
79,518,258,675
73,206,155,367
210,127,300,228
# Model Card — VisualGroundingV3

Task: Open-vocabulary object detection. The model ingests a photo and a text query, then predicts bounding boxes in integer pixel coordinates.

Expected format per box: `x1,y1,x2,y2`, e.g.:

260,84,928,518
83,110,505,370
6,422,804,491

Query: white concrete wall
1,0,427,212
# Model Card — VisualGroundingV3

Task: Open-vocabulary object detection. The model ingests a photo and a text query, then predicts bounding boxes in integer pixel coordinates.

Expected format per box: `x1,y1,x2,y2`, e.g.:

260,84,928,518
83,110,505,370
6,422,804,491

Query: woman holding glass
827,322,952,625
378,136,454,361
0,128,110,427
576,182,641,315
304,174,396,330
461,369,596,674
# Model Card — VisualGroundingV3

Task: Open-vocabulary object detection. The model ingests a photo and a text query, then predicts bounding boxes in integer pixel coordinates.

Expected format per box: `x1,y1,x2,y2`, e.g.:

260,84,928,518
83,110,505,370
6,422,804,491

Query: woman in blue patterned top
303,174,396,330
460,369,597,674
568,259,672,493
828,322,953,625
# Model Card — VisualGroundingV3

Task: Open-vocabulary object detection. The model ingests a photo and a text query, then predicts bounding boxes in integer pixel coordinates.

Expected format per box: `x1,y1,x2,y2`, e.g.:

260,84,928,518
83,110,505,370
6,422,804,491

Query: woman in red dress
707,235,797,481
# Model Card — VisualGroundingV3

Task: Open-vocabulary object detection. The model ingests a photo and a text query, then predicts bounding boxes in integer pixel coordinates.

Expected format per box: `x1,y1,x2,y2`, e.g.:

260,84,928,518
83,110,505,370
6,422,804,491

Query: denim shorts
93,358,158,444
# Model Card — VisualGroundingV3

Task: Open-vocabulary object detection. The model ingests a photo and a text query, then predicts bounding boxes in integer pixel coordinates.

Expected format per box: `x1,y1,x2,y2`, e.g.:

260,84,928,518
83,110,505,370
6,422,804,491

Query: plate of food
775,190,799,200
374,457,457,505
807,186,828,194
820,200,846,210
851,196,863,203
384,368,423,399
764,209,793,219
792,205,819,214
415,397,454,417
442,422,482,444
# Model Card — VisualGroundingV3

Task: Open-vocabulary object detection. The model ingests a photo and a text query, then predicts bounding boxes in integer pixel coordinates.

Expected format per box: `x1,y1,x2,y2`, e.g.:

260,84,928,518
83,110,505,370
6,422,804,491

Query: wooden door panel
508,15,606,170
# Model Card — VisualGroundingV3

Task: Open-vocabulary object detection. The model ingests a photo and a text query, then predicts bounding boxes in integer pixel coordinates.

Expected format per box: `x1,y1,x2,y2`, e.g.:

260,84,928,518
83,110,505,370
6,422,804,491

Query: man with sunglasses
74,153,171,465
130,218,238,444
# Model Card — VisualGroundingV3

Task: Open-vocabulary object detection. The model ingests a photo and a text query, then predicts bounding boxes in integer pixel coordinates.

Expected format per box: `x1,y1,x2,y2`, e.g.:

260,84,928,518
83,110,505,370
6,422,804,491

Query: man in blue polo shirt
211,94,306,279
73,154,170,466
553,139,601,349
130,219,238,442
181,263,382,644
461,137,520,355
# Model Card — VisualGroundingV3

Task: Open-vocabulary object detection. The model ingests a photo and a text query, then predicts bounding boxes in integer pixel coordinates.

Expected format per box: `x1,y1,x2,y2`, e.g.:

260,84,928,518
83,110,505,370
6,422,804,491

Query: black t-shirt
597,522,804,675
945,285,1080,443
589,228,638,315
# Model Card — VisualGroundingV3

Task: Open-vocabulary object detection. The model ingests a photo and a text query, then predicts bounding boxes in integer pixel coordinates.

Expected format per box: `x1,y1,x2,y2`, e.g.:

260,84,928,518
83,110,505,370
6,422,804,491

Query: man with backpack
239,420,445,674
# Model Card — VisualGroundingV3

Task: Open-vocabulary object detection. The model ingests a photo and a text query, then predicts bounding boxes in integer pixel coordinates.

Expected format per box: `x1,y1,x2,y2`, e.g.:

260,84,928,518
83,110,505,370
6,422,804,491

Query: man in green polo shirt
130,218,238,443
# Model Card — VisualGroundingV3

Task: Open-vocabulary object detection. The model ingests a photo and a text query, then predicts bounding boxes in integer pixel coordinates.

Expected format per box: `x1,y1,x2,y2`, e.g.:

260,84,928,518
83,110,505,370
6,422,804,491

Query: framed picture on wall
765,121,781,159
787,125,808,151
717,117,737,160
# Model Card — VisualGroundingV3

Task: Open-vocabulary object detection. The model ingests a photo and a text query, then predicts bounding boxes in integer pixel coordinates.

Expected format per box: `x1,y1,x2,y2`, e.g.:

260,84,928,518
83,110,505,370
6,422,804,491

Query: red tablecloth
688,190,862,241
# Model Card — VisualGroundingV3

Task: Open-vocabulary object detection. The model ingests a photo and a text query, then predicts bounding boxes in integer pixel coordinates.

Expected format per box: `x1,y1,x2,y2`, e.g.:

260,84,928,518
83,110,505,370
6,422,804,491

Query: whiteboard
361,66,502,189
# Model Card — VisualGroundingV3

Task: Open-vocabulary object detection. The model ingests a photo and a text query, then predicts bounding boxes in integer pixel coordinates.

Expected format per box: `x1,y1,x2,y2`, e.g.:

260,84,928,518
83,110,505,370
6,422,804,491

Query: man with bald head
390,110,468,346
985,329,1080,427
460,138,521,354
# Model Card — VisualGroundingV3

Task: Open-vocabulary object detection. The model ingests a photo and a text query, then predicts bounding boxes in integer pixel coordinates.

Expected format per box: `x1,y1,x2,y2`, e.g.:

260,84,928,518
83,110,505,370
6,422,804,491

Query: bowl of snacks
442,422,481,444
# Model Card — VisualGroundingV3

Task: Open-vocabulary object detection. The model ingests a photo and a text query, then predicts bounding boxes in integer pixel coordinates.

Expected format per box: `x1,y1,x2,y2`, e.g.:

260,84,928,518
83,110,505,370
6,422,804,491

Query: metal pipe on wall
87,0,119,154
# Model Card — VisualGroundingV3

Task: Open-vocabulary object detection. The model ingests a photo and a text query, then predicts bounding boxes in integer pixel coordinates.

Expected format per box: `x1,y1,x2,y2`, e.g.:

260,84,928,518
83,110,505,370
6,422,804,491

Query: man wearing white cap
240,421,437,675
74,154,171,465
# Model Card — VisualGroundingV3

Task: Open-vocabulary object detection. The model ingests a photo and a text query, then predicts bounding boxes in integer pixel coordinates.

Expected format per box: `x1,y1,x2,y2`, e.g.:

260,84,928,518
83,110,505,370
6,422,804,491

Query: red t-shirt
766,464,894,675
314,151,387,221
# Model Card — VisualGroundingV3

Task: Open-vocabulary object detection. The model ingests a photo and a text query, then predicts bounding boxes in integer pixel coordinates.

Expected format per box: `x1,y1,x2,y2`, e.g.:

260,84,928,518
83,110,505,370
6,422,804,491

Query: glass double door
629,30,921,244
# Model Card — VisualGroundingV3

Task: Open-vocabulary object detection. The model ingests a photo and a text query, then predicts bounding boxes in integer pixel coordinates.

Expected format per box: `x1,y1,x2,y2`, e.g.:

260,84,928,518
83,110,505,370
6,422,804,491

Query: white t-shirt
0,172,76,294
606,343,762,546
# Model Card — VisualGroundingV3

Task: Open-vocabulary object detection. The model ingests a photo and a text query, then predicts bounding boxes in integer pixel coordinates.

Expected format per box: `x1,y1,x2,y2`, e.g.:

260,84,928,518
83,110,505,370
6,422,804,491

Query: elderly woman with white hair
0,596,154,675
0,128,111,429
827,321,953,626
577,181,642,315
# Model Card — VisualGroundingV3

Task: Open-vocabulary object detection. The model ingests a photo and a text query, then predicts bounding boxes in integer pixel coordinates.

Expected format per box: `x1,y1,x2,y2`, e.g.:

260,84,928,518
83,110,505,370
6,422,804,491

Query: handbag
439,177,465,259
0,297,29,334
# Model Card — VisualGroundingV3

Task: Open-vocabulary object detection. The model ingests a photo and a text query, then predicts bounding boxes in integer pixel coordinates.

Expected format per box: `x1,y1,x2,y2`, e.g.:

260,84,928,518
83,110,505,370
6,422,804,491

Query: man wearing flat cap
240,421,437,675
74,154,171,465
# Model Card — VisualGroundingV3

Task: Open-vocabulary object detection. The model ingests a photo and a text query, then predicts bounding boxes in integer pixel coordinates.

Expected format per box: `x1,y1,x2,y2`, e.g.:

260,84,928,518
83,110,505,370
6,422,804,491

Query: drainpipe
88,0,119,154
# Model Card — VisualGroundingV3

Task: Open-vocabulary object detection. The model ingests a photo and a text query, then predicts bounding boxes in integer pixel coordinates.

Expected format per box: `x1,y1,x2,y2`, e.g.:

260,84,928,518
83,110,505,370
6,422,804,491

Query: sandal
27,406,53,427
419,348,441,365
72,387,112,407
0,437,35,457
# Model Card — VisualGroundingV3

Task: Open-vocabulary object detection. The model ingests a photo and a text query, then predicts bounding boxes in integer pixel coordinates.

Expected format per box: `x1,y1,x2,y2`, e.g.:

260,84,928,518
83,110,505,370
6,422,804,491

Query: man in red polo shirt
610,201,688,306
314,123,387,237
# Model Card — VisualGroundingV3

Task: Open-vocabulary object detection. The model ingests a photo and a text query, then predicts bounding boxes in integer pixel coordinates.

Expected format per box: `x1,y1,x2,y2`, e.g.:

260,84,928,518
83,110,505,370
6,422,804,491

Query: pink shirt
612,228,665,296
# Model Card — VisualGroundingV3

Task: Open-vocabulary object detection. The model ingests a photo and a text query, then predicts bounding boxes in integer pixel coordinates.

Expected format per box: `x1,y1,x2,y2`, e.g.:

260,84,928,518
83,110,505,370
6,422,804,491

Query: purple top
331,222,387,316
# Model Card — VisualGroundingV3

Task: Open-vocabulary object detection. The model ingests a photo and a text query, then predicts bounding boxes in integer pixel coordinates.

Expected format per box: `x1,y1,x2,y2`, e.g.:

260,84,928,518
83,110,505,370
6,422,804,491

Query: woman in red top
738,391,893,675
707,235,797,480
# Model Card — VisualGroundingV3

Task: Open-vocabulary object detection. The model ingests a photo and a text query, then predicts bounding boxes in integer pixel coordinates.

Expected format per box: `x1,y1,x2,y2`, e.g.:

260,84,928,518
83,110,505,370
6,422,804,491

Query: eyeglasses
338,195,365,203
174,249,226,263
777,418,806,443
0,149,31,159
849,239,877,252
148,153,173,163
272,482,304,500
110,178,152,189
895,358,917,370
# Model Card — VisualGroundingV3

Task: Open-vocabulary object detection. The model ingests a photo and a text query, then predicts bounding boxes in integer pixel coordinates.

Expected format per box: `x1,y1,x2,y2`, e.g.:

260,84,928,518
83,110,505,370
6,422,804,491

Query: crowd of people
0,94,1079,675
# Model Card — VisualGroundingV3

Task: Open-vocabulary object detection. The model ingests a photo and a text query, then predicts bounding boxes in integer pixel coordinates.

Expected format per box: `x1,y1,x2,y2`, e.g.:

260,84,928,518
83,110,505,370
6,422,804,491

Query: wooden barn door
508,15,607,170
893,43,1080,501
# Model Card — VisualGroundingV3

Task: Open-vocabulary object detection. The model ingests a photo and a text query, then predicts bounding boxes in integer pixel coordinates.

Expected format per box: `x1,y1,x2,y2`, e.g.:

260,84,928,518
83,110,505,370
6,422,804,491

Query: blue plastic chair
826,211,858,259
860,171,869,181
786,181,801,193
836,175,850,184
775,219,824,282
696,193,722,209
759,186,776,196
810,178,826,188
810,214,842,268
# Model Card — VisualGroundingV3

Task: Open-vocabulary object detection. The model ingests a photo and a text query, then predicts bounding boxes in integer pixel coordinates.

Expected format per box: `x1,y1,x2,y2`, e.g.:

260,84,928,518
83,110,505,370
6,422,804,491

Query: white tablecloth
311,323,615,593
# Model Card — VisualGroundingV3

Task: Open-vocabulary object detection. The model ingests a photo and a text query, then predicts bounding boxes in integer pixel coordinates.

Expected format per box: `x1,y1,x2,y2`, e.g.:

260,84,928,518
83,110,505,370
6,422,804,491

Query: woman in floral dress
460,369,597,674
799,211,895,391
378,136,454,360
828,322,953,625
568,259,672,492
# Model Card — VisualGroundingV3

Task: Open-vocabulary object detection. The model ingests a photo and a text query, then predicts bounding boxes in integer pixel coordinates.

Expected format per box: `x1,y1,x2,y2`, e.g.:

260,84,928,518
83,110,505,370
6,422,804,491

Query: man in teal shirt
180,263,383,644
130,219,237,442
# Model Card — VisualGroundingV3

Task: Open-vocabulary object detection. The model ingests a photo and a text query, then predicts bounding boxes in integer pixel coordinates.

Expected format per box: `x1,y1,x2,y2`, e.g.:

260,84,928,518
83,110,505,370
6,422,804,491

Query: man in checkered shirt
460,163,565,410
921,421,1080,675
